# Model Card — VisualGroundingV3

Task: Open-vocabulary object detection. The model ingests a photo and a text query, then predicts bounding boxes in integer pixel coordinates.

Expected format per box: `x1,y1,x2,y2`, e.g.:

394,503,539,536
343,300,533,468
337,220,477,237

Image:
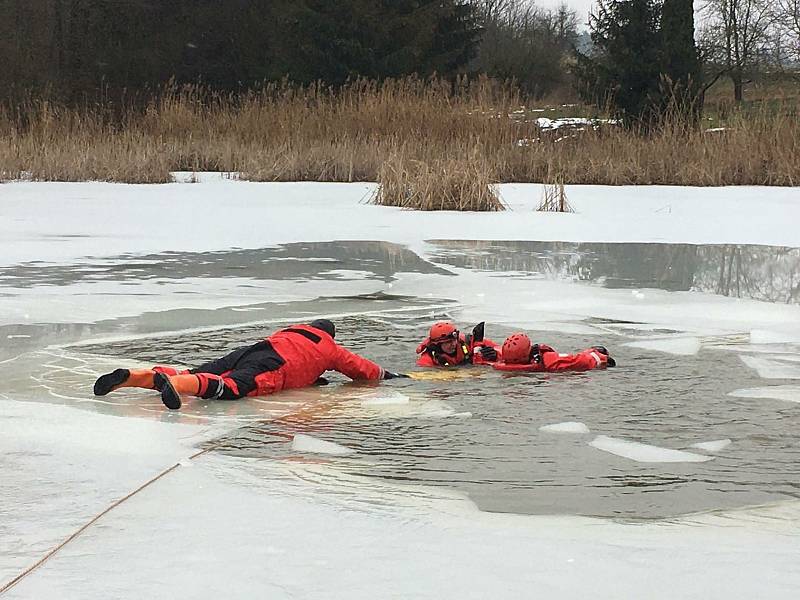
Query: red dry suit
493,344,610,372
155,324,384,399
415,332,501,367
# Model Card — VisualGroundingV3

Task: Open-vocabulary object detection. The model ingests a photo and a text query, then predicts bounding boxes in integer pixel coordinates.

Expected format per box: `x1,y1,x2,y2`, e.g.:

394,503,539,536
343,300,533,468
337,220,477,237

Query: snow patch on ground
589,435,714,463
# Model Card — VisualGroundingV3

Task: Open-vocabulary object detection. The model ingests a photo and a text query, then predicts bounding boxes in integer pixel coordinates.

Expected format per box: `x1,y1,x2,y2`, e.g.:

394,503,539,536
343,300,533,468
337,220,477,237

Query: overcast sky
536,0,596,28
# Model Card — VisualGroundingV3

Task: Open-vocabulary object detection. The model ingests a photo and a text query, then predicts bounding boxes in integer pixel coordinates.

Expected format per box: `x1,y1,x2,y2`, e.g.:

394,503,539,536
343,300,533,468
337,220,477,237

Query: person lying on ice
493,332,616,372
93,319,407,410
415,321,501,367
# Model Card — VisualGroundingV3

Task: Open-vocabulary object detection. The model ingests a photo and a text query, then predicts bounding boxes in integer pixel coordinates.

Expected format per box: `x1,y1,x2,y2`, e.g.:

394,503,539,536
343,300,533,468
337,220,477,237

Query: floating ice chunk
690,439,731,453
589,435,713,463
625,337,701,356
740,355,800,379
729,385,800,403
539,421,590,434
360,391,411,406
750,329,800,344
451,411,473,419
631,289,645,300
291,434,356,456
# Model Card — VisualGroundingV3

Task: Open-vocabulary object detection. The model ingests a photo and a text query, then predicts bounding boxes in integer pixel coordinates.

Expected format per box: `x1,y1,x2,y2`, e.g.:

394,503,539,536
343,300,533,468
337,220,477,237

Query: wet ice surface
4,241,800,523
3,204,800,597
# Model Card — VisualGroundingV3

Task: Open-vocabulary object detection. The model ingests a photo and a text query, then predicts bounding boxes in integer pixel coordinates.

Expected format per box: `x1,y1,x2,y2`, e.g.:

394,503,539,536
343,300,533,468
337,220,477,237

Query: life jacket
415,332,473,367
493,345,607,373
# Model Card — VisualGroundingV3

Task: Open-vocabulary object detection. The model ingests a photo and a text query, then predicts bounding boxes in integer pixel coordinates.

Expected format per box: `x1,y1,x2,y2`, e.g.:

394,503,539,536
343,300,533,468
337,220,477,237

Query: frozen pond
11,240,799,520
3,181,800,598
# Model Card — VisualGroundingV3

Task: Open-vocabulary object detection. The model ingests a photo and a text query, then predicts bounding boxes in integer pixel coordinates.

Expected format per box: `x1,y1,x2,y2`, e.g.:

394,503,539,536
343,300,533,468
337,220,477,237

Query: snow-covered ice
589,435,715,463
2,176,799,598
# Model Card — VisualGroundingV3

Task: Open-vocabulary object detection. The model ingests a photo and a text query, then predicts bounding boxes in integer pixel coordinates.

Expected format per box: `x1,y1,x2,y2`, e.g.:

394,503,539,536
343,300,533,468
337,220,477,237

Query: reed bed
1,77,798,204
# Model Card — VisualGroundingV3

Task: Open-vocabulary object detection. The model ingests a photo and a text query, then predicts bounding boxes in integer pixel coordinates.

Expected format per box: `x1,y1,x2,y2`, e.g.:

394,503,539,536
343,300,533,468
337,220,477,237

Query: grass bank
1,77,798,192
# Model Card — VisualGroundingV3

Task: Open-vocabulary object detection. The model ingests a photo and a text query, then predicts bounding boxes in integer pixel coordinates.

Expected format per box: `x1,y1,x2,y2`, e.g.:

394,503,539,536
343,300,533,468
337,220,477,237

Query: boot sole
94,368,130,396
153,372,182,410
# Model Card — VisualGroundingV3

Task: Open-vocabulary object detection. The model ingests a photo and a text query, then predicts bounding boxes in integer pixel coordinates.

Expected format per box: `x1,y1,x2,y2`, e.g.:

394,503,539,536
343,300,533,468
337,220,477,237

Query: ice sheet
539,421,590,434
690,439,732,452
291,434,356,456
624,336,702,356
740,355,800,379
728,385,800,403
589,435,714,463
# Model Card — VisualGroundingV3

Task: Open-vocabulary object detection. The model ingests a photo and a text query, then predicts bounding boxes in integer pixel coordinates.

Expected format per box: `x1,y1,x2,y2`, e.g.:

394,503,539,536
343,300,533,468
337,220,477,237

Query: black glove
383,370,410,380
591,346,616,367
472,321,485,343
478,345,497,361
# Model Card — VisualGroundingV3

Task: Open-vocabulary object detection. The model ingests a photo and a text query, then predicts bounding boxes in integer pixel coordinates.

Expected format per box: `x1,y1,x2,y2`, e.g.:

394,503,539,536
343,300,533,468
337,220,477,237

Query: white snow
291,434,356,456
589,435,714,463
539,421,590,434
728,385,800,403
690,439,732,452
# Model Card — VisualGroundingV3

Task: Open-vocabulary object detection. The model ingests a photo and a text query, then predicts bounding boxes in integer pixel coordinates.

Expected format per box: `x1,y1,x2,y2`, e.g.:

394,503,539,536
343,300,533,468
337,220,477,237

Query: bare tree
701,0,776,101
776,0,800,62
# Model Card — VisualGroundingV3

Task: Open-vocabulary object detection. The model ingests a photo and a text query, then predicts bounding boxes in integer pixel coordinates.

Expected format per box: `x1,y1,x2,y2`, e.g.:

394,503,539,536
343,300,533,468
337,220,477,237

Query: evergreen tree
660,0,701,112
575,0,663,125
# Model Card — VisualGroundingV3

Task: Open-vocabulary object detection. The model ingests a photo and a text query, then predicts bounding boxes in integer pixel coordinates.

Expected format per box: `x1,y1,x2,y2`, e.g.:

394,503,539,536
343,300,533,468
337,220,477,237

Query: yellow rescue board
406,369,485,381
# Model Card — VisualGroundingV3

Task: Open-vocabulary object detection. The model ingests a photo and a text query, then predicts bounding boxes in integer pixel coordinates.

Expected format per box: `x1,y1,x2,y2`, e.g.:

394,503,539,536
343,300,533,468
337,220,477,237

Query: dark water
63,240,800,520
87,313,800,521
429,240,800,303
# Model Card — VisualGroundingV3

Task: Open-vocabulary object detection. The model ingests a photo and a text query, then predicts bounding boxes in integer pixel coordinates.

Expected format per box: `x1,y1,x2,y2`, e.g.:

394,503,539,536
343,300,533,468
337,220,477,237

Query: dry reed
370,154,504,211
1,77,798,197
538,177,574,213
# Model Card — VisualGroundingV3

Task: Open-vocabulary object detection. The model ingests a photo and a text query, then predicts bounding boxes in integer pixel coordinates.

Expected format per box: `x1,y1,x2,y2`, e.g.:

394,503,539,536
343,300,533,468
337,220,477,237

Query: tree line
1,1,797,122
0,1,582,98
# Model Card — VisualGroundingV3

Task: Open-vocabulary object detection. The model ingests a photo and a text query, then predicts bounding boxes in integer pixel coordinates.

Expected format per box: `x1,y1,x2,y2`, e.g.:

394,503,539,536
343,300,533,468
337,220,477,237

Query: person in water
493,332,616,372
416,321,501,367
93,319,407,410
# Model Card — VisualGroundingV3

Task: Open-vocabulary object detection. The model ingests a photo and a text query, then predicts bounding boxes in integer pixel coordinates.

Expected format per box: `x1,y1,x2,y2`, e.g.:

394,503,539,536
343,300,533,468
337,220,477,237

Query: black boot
153,372,182,410
93,369,130,396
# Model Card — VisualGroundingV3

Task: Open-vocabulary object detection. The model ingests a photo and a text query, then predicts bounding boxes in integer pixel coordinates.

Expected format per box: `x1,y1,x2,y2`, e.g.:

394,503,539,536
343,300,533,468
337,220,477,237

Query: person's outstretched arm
331,345,385,381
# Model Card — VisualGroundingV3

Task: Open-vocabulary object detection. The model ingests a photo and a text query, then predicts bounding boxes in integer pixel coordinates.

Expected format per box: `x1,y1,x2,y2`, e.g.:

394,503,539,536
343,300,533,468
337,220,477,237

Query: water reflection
0,241,451,287
429,240,800,303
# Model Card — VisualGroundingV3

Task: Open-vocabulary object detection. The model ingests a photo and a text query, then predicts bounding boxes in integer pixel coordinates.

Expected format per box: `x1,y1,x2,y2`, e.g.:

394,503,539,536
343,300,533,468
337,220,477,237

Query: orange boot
94,368,155,396
153,373,200,410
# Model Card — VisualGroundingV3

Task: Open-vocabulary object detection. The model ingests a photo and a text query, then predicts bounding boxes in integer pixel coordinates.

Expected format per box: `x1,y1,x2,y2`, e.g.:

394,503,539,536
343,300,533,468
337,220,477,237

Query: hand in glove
478,345,498,361
383,370,410,379
591,346,616,367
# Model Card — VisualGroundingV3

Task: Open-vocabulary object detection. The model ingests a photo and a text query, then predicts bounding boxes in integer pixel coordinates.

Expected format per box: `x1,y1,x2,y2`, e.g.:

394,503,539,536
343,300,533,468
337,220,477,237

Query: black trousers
189,341,284,399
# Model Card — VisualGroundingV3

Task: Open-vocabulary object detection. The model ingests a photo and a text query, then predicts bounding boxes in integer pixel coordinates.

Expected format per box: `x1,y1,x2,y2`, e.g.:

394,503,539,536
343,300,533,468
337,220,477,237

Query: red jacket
254,325,383,395
493,345,608,372
416,333,501,367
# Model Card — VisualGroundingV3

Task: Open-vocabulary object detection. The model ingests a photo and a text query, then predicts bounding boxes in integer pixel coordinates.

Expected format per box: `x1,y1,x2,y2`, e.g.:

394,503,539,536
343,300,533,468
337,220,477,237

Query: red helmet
429,321,458,343
502,333,532,364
